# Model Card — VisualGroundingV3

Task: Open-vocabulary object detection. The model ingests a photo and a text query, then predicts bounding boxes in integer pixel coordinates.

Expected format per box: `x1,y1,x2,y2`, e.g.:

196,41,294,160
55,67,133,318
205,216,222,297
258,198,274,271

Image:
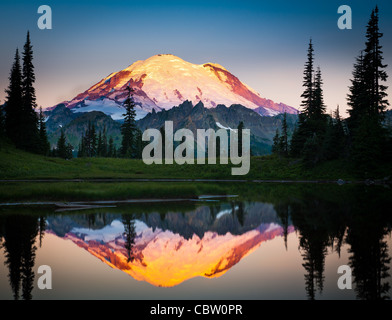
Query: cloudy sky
1,0,391,116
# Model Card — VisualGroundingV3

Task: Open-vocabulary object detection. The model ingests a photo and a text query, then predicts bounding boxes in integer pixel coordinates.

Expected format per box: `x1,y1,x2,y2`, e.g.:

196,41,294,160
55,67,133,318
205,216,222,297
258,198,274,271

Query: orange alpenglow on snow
61,219,294,287
53,54,297,120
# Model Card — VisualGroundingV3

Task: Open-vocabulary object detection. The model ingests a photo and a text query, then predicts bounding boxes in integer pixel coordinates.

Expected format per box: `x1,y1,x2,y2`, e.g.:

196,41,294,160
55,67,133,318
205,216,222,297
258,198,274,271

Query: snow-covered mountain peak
52,54,297,120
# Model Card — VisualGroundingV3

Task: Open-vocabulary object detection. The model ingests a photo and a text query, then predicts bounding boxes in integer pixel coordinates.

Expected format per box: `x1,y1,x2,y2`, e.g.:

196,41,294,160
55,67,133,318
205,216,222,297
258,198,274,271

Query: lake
0,183,391,300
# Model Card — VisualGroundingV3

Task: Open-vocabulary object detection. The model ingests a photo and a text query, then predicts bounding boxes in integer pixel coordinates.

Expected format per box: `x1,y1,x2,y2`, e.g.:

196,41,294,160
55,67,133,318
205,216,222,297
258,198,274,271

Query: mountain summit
55,54,297,120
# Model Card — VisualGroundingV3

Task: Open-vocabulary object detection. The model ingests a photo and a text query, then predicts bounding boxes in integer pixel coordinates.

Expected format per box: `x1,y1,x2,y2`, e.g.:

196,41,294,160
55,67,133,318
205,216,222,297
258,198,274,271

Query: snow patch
216,206,239,219
216,122,236,132
71,98,147,120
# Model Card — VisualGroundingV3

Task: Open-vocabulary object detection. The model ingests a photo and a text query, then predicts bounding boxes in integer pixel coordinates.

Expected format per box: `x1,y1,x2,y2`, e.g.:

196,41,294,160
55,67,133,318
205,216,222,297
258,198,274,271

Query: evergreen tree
347,52,367,130
91,124,97,157
97,130,103,157
4,49,23,146
272,129,281,155
121,86,137,157
363,6,389,118
301,39,315,118
237,121,244,157
81,122,97,157
311,67,327,130
160,126,165,160
306,66,327,139
102,126,108,157
21,31,39,153
291,41,327,163
77,141,83,158
322,106,346,160
290,40,316,157
290,113,308,157
95,127,109,157
56,130,67,159
2,215,39,300
302,133,323,167
78,133,85,157
0,101,5,136
37,107,50,155
122,214,137,262
107,136,114,157
65,143,73,160
279,113,289,156
347,6,389,172
134,128,144,159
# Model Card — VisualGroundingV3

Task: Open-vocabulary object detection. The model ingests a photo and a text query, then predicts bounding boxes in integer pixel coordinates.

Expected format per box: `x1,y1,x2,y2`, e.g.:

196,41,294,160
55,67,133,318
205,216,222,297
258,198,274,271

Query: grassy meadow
0,142,364,181
1,141,391,202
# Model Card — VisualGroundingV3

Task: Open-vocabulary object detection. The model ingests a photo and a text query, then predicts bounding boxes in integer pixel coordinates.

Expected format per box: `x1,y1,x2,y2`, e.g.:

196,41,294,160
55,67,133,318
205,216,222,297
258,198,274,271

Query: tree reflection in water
0,184,391,299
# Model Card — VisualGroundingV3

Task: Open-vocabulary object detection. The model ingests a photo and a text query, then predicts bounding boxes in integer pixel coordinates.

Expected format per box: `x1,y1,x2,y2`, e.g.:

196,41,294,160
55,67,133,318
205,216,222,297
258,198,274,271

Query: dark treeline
274,185,392,300
77,122,117,158
0,214,46,300
0,32,143,160
273,6,391,176
1,32,50,156
51,129,73,159
54,86,144,159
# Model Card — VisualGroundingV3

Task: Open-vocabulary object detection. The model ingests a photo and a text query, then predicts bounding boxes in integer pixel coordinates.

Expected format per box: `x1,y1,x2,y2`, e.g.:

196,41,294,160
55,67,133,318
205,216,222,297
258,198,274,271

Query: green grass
0,180,363,203
0,182,216,202
1,141,391,181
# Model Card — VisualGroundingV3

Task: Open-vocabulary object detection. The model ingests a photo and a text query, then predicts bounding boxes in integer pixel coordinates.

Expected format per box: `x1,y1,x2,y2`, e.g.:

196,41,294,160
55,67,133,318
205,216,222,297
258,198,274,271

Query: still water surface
0,184,391,300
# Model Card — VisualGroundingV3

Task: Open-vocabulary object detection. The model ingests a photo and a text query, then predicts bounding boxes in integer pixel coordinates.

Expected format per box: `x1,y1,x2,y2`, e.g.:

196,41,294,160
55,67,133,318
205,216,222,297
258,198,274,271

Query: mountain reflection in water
0,184,391,300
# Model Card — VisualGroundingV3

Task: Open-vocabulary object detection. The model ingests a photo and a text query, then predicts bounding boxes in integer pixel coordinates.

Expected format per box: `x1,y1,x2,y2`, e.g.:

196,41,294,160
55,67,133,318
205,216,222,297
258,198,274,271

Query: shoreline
0,178,389,185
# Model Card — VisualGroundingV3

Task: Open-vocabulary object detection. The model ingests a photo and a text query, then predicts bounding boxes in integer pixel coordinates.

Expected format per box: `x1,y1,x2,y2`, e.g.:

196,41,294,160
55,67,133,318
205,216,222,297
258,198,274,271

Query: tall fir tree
290,41,327,164
4,49,23,146
290,113,308,157
90,124,97,156
77,139,83,158
237,121,244,157
322,106,346,160
301,39,315,118
80,122,97,157
21,31,39,152
347,52,367,129
107,136,115,158
133,128,144,159
121,86,137,158
97,130,103,157
0,101,5,136
290,40,316,158
102,126,108,157
56,130,67,159
363,6,389,118
307,66,328,144
160,126,166,160
272,114,289,157
312,67,327,123
78,133,85,157
279,113,289,157
37,107,50,155
272,129,280,155
347,6,389,172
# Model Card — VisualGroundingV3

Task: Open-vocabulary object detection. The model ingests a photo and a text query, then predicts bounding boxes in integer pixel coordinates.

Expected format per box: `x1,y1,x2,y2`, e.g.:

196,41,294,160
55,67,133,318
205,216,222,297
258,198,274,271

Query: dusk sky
1,0,392,116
